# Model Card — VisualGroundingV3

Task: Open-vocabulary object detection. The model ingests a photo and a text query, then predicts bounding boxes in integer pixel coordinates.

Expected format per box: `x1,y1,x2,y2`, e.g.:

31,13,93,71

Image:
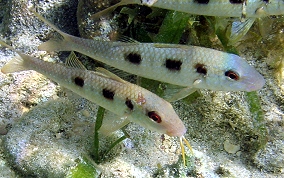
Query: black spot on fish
194,0,209,4
125,52,142,65
148,111,162,123
74,77,84,87
195,63,207,75
125,98,134,110
102,89,115,100
165,59,182,71
225,70,240,81
263,0,269,3
229,0,244,4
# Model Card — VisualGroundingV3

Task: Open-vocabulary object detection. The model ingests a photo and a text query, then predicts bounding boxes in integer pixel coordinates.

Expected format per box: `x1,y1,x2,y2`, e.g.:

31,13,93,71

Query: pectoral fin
99,111,130,136
228,18,255,45
163,84,197,102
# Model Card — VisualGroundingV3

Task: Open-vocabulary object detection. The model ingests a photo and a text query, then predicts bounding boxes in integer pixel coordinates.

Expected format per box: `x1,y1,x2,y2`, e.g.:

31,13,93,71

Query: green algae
245,92,268,151
93,106,105,163
103,131,128,156
92,106,128,163
153,10,191,43
67,156,101,178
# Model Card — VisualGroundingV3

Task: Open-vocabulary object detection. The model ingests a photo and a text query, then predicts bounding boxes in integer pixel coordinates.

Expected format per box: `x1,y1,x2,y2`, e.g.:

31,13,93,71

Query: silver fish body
138,0,284,17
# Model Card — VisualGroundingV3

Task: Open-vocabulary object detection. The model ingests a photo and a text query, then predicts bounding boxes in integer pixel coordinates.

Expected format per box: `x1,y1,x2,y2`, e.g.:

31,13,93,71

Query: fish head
131,91,186,137
194,53,265,92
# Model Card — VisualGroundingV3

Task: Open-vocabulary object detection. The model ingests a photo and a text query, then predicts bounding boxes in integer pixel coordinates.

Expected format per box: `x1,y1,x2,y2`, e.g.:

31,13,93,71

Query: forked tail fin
0,40,31,73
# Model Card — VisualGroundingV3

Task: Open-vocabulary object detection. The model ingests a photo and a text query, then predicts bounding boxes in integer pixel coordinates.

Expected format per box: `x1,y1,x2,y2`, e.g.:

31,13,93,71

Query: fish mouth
243,73,265,92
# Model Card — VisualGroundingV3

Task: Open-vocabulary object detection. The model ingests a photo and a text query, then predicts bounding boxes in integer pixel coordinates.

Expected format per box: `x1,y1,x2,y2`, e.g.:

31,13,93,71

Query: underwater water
0,0,283,177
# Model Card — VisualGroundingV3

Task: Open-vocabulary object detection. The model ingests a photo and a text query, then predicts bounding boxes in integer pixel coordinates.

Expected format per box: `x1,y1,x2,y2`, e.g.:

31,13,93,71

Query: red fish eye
148,111,162,123
225,70,239,81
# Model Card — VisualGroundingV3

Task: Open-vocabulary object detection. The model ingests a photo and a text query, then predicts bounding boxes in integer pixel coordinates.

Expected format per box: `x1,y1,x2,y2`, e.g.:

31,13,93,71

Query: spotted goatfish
91,0,284,18
0,40,192,165
32,10,265,101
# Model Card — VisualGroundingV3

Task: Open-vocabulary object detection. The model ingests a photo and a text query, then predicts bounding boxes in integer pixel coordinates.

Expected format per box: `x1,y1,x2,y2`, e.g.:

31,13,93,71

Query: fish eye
148,111,162,123
225,70,239,81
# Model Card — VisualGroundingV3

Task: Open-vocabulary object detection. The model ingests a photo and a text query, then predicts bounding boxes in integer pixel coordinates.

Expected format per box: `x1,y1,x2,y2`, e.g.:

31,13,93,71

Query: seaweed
103,129,129,156
244,92,268,153
92,106,105,162
92,106,128,164
67,156,101,178
153,10,191,43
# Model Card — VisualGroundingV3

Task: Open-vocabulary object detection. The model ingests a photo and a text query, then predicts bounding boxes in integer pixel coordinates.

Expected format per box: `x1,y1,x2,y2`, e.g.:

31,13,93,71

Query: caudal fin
0,40,30,73
30,8,73,52
1,57,27,74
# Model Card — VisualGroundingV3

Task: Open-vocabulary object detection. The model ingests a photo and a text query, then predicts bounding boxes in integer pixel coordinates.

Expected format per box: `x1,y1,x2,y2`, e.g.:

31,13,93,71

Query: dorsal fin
117,35,139,43
228,18,255,45
103,63,133,80
163,85,197,102
96,67,126,83
65,51,87,70
153,43,184,49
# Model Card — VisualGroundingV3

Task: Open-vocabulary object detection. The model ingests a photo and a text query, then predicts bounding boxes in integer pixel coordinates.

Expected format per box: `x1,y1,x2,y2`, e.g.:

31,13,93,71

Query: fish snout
166,124,186,137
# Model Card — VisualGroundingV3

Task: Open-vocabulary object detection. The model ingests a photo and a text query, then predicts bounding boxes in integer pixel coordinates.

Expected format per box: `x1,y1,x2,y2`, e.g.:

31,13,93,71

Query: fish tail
1,56,28,74
30,8,73,52
0,40,32,73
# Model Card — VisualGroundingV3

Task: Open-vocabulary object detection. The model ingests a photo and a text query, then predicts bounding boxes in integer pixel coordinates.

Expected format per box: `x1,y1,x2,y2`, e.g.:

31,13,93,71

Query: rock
223,139,240,154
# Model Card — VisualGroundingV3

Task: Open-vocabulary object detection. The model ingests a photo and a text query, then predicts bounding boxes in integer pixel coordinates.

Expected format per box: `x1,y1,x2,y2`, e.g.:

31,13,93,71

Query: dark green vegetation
93,106,105,162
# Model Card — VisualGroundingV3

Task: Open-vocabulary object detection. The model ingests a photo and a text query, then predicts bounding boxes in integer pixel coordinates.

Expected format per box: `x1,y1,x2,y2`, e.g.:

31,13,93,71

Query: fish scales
117,0,284,17
145,0,284,17
0,42,186,137
33,10,265,93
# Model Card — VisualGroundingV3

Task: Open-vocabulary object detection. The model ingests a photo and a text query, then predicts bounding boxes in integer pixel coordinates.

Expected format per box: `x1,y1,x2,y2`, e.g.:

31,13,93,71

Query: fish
31,9,265,102
0,40,192,165
0,41,185,137
90,0,284,18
